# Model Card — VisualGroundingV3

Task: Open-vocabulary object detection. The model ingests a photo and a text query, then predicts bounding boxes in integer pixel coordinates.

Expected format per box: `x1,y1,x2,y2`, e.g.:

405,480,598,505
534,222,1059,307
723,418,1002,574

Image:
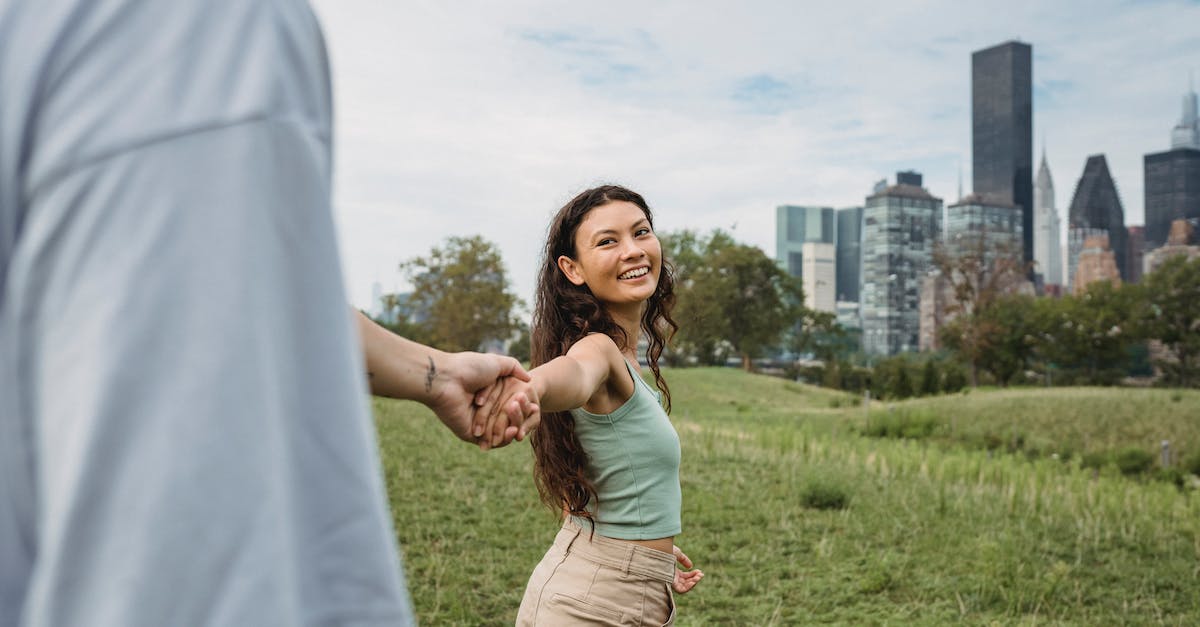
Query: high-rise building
1073,234,1122,295
835,206,863,302
861,172,942,356
1144,84,1200,250
1144,219,1200,275
1068,154,1129,280
972,41,1033,267
944,194,1024,267
1127,225,1145,284
923,195,1026,351
1145,149,1200,249
775,205,835,277
1171,77,1200,150
1033,150,1063,286
801,242,837,314
1066,226,1107,291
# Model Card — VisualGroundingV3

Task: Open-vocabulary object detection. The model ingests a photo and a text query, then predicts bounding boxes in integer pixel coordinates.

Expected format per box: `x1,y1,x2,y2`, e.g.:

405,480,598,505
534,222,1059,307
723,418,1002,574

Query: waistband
553,519,675,584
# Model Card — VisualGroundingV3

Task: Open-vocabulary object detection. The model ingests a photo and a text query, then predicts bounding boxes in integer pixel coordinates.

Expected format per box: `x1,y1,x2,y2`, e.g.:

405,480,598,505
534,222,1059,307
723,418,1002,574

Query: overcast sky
308,0,1200,311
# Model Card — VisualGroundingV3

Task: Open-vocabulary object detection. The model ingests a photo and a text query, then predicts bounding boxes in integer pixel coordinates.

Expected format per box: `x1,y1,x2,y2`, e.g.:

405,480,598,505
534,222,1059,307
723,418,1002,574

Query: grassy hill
373,369,1200,625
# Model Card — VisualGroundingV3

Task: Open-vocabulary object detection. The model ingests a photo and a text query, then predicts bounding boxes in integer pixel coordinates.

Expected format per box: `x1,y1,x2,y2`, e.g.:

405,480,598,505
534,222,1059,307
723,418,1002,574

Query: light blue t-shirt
0,1,412,625
570,362,682,540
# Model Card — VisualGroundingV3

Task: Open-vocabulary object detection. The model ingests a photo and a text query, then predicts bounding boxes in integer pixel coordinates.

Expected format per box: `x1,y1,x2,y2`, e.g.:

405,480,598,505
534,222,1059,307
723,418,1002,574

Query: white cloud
310,0,1200,310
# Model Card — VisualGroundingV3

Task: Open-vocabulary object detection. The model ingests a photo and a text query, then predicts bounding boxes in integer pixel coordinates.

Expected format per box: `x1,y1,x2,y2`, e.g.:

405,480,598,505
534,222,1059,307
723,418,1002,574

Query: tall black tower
972,41,1033,267
1069,154,1130,280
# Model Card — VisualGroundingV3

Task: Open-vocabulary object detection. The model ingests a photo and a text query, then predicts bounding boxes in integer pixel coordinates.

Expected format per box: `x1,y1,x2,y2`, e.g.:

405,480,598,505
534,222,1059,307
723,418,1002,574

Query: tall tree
666,230,804,370
400,235,523,353
1135,255,1200,386
932,235,1031,386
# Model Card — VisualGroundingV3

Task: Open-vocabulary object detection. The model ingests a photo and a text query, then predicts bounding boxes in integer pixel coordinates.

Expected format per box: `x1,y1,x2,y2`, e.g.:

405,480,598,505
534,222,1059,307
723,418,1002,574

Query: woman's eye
635,228,650,237
599,238,616,246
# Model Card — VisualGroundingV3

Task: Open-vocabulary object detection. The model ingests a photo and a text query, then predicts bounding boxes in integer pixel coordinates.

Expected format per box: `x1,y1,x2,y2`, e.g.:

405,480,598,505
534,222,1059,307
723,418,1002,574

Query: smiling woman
475,185,704,625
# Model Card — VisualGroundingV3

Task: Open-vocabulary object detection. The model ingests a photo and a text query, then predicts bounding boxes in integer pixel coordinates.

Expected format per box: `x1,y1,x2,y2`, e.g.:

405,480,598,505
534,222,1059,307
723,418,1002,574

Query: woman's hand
672,545,704,594
473,375,541,450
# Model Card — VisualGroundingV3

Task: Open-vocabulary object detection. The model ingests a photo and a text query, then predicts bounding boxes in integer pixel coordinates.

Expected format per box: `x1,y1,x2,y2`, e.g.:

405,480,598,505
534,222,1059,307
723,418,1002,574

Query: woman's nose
620,238,646,259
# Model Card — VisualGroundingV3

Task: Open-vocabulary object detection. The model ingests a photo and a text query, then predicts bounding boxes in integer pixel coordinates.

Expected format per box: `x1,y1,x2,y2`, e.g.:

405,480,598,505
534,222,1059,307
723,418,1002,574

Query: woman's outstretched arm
475,333,626,448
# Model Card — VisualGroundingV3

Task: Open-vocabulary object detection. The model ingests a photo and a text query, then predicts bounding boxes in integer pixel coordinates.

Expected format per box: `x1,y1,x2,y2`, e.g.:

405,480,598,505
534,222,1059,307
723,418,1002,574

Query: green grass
374,370,1200,625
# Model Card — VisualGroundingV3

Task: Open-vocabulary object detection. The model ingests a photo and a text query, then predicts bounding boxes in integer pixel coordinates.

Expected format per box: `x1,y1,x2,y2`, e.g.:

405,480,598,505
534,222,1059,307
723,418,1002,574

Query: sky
308,0,1200,312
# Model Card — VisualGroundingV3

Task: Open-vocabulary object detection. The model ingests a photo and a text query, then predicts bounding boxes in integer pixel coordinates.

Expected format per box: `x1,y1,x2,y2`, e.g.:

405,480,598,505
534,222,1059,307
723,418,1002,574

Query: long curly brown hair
529,185,678,525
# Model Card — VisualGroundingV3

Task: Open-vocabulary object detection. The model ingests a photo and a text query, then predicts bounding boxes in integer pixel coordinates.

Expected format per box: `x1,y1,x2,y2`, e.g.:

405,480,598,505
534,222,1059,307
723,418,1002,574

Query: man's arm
354,311,537,446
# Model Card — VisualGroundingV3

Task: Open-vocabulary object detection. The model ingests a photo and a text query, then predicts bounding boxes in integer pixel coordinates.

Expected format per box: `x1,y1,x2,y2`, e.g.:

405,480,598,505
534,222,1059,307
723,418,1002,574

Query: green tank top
569,361,682,539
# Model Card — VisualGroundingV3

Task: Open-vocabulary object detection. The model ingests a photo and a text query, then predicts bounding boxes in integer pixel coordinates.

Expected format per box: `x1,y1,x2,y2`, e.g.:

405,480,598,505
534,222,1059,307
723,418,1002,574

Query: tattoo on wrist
425,357,437,393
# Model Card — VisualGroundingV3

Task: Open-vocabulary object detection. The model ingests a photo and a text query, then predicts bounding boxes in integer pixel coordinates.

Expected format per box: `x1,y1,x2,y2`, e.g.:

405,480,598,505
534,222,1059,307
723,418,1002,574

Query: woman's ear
557,255,587,286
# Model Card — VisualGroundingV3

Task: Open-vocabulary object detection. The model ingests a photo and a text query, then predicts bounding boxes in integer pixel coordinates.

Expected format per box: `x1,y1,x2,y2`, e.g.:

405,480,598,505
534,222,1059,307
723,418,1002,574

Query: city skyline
309,1,1200,310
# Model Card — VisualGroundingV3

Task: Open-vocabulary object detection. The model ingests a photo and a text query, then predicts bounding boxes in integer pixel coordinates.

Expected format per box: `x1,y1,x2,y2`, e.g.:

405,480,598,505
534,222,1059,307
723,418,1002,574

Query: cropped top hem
568,515,682,540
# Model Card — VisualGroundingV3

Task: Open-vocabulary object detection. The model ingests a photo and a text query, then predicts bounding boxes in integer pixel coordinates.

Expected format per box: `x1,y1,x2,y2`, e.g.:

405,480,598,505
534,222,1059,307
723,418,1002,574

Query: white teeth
619,267,649,279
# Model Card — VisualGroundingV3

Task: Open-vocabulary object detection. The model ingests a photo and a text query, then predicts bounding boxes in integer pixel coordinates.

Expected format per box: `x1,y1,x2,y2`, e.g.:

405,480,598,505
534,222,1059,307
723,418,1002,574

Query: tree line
373,230,1200,391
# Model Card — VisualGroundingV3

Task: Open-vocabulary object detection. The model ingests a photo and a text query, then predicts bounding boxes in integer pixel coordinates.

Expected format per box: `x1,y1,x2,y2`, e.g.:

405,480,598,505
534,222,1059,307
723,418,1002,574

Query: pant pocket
660,583,676,626
548,593,624,625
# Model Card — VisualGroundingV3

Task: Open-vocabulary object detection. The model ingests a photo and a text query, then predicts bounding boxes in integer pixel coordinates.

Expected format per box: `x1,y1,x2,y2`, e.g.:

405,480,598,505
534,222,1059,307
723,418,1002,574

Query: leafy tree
1135,255,1200,386
919,359,940,396
789,309,847,363
975,294,1036,386
892,363,914,399
1031,282,1134,385
666,229,804,370
400,235,523,353
932,235,1031,386
941,361,968,393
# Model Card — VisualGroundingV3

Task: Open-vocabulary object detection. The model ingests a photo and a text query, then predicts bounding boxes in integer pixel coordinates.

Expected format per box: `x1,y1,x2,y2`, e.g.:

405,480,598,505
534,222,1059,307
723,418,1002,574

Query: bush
1080,450,1110,470
919,360,940,396
800,476,851,510
942,364,968,393
1113,447,1155,476
862,410,940,440
1182,450,1200,477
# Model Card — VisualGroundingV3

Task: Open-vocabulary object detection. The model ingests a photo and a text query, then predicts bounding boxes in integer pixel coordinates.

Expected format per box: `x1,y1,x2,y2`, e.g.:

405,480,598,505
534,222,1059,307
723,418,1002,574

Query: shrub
942,364,968,393
800,476,850,510
1182,451,1200,477
861,410,939,440
1080,450,1109,470
1113,447,1155,476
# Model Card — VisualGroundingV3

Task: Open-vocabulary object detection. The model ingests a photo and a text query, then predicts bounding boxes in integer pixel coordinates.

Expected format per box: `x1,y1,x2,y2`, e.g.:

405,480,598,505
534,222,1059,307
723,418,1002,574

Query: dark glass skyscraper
1144,148,1200,249
835,206,863,302
1068,154,1129,280
972,41,1033,267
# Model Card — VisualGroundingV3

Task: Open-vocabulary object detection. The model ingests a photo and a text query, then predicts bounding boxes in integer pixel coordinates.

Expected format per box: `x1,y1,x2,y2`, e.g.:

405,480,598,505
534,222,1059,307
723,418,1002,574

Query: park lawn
373,369,1200,625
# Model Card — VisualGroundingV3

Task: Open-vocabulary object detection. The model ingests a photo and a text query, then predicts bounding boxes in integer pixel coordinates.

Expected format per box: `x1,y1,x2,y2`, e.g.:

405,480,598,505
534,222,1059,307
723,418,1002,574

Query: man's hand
427,352,538,448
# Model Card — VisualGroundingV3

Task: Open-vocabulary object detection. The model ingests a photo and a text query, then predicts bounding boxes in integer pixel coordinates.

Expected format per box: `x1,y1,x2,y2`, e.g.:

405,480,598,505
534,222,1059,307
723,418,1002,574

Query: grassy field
374,369,1200,625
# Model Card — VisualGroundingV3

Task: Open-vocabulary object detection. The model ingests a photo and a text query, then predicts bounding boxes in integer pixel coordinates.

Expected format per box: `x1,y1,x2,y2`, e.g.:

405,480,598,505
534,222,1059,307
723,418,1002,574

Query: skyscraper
1068,154,1129,280
861,172,942,356
972,41,1033,267
1144,83,1200,250
1171,77,1200,150
835,206,863,303
775,205,835,277
943,194,1024,267
1126,225,1145,284
1033,150,1063,286
800,242,837,314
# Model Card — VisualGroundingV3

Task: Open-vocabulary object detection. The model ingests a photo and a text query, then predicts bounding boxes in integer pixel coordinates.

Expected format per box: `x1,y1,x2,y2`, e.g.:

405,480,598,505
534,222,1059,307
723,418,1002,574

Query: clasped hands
469,368,542,451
